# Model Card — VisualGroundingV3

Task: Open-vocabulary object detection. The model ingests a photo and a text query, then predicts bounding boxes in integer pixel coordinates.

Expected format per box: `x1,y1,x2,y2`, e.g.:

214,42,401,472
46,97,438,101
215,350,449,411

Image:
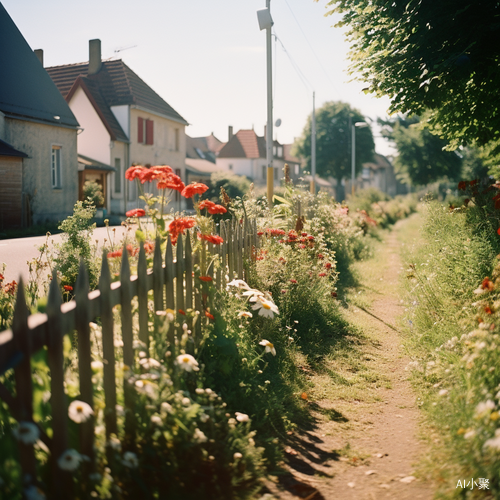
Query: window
262,165,266,179
362,167,370,179
175,129,179,152
294,164,299,175
114,158,122,194
51,146,62,188
274,167,278,180
138,117,154,145
229,164,233,170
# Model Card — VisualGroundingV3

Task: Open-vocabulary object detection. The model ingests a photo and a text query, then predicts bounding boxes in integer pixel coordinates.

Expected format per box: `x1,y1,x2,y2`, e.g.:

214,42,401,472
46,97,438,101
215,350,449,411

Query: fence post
11,278,37,493
120,249,136,450
137,243,149,351
153,236,164,313
164,238,176,353
175,234,185,343
75,260,95,483
46,271,73,497
98,252,118,440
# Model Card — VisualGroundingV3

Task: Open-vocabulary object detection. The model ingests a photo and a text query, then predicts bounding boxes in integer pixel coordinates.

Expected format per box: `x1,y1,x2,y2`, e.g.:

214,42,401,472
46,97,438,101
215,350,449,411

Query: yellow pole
267,167,274,209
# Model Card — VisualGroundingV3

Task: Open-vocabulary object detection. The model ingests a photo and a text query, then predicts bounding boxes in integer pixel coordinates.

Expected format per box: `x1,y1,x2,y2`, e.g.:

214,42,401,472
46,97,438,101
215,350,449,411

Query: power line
282,0,341,98
273,31,313,94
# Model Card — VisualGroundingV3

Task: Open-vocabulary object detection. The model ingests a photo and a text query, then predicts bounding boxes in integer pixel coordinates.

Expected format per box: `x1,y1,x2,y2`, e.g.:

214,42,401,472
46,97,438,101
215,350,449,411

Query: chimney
228,126,233,141
34,49,43,66
88,39,102,75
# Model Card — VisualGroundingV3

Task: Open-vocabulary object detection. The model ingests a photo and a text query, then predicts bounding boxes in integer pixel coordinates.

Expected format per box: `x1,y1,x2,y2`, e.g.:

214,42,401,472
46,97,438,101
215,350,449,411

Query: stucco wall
70,87,111,164
129,108,185,171
4,118,78,224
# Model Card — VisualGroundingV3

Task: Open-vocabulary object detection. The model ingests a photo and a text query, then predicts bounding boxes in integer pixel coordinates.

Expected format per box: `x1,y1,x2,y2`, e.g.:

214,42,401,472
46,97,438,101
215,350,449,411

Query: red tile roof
218,129,266,159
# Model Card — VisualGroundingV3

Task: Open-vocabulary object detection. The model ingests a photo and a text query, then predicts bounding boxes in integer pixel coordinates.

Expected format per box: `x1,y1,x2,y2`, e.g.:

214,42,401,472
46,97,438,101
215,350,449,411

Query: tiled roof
46,59,188,125
218,129,266,159
0,3,78,128
186,133,225,163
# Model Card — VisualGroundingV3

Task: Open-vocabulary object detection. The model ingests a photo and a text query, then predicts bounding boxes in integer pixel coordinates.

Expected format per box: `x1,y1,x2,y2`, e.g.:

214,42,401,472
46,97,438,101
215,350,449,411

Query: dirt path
266,217,434,500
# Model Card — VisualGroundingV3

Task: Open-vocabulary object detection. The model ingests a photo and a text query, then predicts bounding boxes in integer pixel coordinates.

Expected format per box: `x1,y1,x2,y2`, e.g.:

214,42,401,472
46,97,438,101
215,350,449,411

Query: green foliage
328,0,500,161
381,116,463,186
402,190,500,494
83,180,105,208
55,200,99,290
205,172,251,203
293,101,375,190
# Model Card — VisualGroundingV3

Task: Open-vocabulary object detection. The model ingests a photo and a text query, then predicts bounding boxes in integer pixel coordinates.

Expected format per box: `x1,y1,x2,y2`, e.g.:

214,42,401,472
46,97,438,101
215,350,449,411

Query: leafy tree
381,116,463,186
293,101,375,199
328,0,500,160
205,171,251,202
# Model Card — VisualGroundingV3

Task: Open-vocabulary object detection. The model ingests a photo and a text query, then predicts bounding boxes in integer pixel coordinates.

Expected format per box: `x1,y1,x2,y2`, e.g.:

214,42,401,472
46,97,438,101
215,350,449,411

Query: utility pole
265,0,273,209
310,91,316,194
257,1,274,209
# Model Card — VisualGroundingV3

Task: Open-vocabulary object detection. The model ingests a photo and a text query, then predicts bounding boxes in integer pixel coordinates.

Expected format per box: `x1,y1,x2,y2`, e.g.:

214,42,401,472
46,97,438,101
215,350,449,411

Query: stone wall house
0,3,79,229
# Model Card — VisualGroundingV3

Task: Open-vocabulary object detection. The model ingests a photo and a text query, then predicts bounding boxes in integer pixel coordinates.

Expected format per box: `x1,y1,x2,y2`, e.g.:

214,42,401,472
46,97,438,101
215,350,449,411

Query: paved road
0,226,130,284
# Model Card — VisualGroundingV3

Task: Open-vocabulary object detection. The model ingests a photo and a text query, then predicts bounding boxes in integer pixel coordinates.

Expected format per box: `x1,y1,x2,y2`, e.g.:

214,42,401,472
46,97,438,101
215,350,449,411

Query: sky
2,0,396,156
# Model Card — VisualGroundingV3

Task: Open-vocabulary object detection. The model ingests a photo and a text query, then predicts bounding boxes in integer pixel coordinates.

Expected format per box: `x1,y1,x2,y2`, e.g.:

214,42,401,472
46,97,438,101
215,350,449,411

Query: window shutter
138,117,144,143
146,119,154,145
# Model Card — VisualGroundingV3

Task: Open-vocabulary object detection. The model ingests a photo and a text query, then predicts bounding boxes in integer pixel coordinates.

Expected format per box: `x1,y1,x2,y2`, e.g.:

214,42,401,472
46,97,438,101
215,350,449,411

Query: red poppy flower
288,230,298,240
125,165,144,181
0,273,4,283
331,291,338,298
458,181,467,190
290,279,298,284
325,263,332,269
63,285,73,291
169,217,196,245
157,173,185,192
317,254,324,260
4,281,17,295
266,228,286,236
257,231,264,236
318,272,327,277
484,306,493,315
205,311,215,320
178,309,186,315
482,277,495,291
107,249,123,258
181,182,209,198
301,232,308,237
208,204,227,215
126,208,146,218
198,233,224,245
126,244,139,257
470,179,478,187
144,241,155,254
199,276,213,282
497,228,500,236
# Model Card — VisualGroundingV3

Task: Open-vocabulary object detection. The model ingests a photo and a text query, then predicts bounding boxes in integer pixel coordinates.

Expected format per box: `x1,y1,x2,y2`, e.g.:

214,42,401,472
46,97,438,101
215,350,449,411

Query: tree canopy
327,0,500,160
293,101,375,187
381,116,463,186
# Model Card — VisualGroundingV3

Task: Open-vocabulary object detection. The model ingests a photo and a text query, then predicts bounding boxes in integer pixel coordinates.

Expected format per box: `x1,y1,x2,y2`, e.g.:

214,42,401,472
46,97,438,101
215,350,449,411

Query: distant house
185,132,224,184
348,153,408,197
0,3,79,229
44,40,189,216
216,128,298,186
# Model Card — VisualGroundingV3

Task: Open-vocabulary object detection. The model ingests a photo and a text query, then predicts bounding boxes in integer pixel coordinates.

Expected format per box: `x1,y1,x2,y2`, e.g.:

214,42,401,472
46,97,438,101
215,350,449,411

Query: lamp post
351,121,368,196
257,2,274,208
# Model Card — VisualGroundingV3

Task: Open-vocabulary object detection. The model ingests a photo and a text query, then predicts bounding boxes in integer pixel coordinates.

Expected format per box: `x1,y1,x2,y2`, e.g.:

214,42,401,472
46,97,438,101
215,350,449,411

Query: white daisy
238,311,253,318
259,339,277,356
58,449,82,471
252,298,279,318
175,354,200,372
227,279,251,290
122,451,139,468
193,428,207,443
12,422,39,445
68,400,94,423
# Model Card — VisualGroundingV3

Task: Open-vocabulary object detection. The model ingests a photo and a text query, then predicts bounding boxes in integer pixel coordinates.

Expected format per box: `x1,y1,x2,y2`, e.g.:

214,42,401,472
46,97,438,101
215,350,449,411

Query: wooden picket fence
0,217,258,498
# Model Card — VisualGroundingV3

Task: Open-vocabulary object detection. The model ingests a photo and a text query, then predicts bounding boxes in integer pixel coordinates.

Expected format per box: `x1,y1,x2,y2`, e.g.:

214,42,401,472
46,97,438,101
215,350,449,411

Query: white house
45,39,189,217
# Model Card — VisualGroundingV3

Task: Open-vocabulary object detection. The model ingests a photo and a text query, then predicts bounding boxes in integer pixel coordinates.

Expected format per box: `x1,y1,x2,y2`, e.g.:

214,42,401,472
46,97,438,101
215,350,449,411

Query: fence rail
0,217,258,498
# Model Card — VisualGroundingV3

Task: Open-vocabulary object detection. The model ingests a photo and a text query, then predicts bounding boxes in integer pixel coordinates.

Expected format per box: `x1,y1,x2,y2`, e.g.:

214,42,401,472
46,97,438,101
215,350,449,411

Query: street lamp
257,2,274,208
351,121,369,196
